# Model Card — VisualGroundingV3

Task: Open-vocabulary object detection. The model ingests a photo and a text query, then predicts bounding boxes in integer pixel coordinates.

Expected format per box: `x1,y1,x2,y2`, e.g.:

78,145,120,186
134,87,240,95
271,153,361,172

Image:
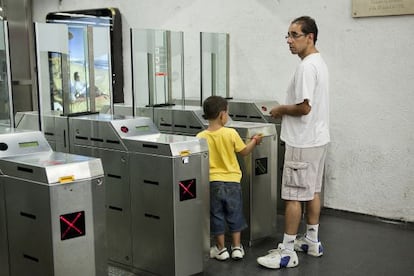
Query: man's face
286,23,312,58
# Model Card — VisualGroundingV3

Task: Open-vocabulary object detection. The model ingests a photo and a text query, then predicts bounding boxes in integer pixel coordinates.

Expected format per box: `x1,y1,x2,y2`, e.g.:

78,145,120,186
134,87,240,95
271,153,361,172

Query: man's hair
202,96,228,120
292,16,318,44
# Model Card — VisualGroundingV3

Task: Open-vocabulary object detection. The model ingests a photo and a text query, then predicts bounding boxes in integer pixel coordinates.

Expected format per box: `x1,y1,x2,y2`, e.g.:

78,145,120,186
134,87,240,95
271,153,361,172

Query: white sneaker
257,243,299,269
294,235,323,257
210,245,230,261
231,245,245,260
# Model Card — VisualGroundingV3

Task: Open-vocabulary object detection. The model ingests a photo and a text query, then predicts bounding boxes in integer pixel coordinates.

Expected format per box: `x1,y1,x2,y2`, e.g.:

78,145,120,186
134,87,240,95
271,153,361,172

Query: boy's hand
252,134,263,145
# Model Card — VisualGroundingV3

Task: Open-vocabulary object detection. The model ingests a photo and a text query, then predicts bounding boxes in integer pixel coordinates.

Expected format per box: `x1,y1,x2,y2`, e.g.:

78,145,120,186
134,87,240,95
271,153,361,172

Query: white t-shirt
280,53,330,148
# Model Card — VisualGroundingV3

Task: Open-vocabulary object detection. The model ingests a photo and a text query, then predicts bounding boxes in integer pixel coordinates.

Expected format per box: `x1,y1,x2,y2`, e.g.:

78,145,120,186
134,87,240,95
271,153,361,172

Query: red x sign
60,211,85,240
179,179,196,201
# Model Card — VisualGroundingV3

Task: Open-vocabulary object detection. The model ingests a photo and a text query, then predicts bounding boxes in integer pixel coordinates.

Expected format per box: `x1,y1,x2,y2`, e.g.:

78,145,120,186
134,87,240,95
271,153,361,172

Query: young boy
197,96,262,260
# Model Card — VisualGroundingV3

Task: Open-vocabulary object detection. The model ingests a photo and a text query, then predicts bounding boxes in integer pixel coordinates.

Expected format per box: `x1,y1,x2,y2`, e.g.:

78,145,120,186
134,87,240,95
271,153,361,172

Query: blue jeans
210,181,247,236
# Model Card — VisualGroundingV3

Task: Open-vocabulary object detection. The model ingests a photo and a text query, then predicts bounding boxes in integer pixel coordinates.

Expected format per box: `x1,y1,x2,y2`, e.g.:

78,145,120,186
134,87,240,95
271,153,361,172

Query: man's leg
283,200,302,251
294,192,324,257
306,192,321,226
285,200,302,235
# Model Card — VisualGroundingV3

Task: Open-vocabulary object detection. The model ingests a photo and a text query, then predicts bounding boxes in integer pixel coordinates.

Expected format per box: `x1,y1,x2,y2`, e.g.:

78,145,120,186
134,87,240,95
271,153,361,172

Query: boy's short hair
202,96,228,120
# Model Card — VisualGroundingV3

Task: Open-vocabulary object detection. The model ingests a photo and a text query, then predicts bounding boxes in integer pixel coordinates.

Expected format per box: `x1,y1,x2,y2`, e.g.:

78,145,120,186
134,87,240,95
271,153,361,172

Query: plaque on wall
352,0,414,17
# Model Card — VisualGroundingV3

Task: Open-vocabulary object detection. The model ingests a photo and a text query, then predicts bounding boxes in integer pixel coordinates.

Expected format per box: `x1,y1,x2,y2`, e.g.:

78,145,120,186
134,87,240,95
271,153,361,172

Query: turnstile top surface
0,151,103,185
0,129,52,158
70,113,133,122
70,113,158,137
123,133,208,156
225,121,276,138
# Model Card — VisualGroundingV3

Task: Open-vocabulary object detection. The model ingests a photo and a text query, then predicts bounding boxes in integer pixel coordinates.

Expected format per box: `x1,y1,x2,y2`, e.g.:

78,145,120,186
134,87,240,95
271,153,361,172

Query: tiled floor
109,209,414,276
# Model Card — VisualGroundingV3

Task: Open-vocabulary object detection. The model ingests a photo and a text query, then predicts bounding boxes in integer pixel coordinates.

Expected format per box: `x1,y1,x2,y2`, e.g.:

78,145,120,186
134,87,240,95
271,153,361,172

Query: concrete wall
32,0,414,221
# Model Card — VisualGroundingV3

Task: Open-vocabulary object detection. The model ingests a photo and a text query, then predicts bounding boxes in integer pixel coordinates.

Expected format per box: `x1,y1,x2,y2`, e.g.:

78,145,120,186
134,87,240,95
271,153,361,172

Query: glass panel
35,22,70,129
68,25,90,113
200,32,229,102
170,31,185,104
92,26,112,113
131,29,184,109
48,52,64,112
0,20,12,127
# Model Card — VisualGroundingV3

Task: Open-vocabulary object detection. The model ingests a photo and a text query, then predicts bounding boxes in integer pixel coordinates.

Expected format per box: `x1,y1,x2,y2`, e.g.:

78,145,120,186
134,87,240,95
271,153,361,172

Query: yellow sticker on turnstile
180,150,191,156
59,175,75,183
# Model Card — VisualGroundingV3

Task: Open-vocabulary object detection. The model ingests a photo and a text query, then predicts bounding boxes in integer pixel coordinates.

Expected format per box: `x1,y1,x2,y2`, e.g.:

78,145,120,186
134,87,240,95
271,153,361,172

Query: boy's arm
238,134,262,156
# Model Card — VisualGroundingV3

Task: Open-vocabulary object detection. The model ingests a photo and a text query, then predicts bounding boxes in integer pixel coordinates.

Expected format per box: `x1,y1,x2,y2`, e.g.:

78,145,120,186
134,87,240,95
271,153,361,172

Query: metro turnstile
123,129,209,276
68,114,209,276
0,128,105,276
227,99,286,211
68,114,133,266
137,105,278,245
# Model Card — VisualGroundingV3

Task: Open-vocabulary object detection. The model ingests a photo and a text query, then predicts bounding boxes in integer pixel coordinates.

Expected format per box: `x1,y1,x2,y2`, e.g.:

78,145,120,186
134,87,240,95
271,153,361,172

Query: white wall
32,0,414,222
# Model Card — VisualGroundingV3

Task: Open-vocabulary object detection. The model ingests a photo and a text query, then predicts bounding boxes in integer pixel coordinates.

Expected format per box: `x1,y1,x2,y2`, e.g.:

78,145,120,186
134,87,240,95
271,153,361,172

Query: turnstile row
15,110,278,275
15,113,210,276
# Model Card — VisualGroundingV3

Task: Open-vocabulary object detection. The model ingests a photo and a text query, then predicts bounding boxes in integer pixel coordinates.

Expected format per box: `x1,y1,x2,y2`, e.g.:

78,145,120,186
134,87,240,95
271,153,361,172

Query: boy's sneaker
294,235,323,257
210,245,230,261
257,243,298,269
231,245,245,260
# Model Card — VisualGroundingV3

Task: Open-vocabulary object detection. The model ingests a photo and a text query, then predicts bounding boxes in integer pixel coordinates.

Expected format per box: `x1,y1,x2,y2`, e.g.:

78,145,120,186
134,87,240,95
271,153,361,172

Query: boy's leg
216,234,225,250
231,231,241,247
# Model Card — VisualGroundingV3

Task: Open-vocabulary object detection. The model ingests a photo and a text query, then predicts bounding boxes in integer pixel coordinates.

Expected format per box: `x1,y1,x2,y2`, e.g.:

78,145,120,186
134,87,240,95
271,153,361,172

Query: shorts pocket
284,161,309,188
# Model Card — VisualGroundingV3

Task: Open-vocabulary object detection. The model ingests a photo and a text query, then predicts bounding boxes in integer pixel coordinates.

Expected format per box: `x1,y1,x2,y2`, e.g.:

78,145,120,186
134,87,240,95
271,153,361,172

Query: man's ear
307,33,315,44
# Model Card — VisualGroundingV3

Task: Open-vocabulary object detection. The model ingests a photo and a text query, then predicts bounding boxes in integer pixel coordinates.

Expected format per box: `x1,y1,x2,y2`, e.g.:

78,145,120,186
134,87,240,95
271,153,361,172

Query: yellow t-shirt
196,127,246,182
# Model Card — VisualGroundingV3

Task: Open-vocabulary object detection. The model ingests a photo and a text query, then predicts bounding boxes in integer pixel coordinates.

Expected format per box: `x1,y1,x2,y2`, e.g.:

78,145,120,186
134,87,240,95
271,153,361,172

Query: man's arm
269,99,311,118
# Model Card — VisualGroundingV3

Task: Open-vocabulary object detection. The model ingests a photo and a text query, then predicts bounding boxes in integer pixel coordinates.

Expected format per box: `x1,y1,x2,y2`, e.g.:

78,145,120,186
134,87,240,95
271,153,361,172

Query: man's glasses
285,32,307,40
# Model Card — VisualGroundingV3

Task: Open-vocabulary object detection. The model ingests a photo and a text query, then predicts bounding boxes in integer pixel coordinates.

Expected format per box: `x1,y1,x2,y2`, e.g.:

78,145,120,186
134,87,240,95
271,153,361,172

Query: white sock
282,233,296,251
306,224,319,242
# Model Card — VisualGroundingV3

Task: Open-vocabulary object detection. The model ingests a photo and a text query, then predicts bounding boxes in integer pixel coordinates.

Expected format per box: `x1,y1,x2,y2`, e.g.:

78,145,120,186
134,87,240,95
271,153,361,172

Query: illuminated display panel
18,141,39,148
136,125,150,131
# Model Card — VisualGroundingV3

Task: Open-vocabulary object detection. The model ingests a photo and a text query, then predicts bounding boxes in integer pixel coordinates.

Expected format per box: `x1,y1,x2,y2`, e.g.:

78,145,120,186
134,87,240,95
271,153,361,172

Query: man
257,16,330,269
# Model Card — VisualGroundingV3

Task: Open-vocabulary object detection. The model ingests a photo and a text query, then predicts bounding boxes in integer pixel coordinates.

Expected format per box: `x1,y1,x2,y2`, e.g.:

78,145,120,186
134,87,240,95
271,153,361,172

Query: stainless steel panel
5,178,54,276
73,145,132,266
69,115,127,151
130,151,208,276
0,179,9,276
113,103,133,116
14,111,39,131
43,112,70,153
150,105,206,135
228,100,280,123
238,135,278,245
4,176,105,276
